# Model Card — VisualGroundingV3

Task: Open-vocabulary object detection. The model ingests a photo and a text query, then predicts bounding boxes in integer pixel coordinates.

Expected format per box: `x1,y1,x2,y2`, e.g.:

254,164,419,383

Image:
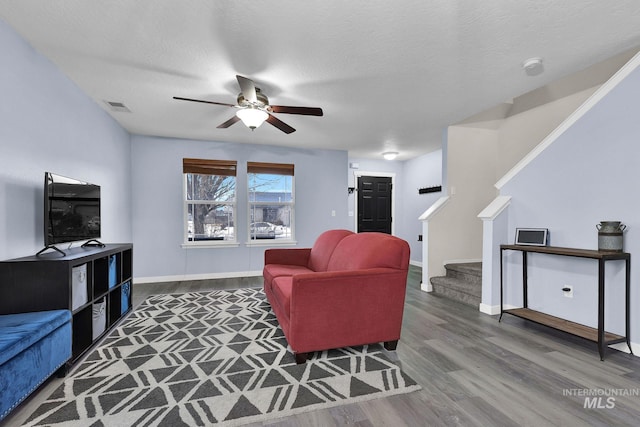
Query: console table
499,244,632,360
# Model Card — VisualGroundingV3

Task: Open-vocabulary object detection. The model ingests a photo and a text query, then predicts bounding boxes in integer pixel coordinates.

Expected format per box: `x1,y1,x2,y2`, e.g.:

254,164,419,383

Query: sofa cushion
264,264,314,286
271,276,293,316
308,229,354,272
327,232,409,271
0,310,72,366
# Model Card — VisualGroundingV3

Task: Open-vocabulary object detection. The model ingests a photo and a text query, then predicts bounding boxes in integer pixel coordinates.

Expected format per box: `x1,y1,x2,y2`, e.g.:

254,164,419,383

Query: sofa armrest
288,268,408,352
264,248,311,267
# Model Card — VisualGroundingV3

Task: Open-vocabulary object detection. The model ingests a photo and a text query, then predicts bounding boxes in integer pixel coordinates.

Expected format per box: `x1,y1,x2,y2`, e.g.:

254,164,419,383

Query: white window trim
183,174,237,247
245,239,298,247
246,173,295,245
181,241,240,249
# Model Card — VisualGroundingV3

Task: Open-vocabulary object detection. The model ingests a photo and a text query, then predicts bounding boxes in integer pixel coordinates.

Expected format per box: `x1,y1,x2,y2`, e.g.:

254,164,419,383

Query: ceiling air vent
104,101,131,113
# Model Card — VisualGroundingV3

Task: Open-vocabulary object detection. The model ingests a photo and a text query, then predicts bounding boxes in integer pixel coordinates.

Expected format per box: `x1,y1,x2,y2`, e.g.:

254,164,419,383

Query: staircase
429,262,482,307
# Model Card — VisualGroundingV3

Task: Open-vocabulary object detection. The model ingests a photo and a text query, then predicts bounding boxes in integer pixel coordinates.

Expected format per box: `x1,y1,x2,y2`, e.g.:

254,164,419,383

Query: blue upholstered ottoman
0,310,72,421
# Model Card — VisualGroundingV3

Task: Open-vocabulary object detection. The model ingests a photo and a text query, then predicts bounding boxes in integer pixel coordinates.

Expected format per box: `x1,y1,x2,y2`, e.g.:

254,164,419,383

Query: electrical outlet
562,285,573,298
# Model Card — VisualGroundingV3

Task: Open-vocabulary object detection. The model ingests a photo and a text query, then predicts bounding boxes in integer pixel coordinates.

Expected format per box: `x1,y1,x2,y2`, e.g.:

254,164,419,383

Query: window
183,158,236,244
247,162,294,242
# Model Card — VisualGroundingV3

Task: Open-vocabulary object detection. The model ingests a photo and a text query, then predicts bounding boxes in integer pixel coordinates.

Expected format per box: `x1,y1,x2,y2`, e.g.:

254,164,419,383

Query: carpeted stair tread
430,276,481,298
444,262,482,275
443,262,482,286
431,282,481,307
430,262,482,307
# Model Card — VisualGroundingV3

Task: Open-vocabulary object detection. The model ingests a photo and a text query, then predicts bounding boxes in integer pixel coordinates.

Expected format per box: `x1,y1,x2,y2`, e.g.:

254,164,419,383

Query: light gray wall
347,152,442,264
400,151,442,263
0,19,132,261
131,135,349,279
501,64,640,339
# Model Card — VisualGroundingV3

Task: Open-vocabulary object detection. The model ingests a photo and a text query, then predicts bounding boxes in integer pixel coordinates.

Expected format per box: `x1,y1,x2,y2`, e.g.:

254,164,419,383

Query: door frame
353,171,396,235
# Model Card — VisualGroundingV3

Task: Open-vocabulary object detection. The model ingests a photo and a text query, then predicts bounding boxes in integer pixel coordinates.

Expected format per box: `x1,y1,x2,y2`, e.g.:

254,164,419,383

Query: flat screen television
44,172,101,247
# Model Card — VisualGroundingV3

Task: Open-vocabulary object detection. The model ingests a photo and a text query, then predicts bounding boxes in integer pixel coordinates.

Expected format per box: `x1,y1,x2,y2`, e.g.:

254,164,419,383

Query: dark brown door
357,176,392,233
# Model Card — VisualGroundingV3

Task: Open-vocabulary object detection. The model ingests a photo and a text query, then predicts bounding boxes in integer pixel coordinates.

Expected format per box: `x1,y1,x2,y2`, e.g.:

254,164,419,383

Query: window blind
247,162,294,176
183,158,237,176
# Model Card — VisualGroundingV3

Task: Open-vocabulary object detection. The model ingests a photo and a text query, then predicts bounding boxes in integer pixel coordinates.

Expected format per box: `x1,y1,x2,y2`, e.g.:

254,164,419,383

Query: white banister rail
419,196,451,291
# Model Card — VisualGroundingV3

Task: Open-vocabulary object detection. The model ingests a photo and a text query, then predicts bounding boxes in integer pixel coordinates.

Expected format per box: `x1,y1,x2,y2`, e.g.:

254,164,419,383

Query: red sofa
263,229,410,363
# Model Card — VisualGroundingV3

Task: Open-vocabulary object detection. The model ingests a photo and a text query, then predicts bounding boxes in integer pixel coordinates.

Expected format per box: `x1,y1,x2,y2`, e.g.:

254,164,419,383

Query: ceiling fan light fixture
383,151,399,160
236,108,269,129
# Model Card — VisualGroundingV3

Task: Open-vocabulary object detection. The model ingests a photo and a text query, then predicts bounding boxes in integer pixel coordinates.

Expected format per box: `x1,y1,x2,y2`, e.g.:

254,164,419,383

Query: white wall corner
480,199,510,311
421,221,432,291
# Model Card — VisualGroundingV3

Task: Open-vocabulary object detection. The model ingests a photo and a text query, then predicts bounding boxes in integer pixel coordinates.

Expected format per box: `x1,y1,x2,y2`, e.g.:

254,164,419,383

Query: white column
477,195,511,315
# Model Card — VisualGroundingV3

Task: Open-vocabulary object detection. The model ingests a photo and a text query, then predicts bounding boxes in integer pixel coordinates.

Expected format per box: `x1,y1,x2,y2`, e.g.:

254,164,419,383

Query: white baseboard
421,281,433,292
479,303,499,315
409,259,423,267
479,303,519,315
608,341,640,357
134,270,263,284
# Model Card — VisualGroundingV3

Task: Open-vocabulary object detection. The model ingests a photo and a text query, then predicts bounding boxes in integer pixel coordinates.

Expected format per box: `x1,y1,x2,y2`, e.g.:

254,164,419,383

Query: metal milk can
596,221,626,252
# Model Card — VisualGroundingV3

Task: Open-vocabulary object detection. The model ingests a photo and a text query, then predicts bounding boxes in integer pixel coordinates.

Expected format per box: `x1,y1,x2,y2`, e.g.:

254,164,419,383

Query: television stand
0,244,133,366
82,239,105,248
35,245,66,257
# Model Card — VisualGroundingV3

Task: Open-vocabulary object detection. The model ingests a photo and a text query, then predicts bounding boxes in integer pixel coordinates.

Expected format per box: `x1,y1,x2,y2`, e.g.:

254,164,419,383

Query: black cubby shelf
0,243,133,366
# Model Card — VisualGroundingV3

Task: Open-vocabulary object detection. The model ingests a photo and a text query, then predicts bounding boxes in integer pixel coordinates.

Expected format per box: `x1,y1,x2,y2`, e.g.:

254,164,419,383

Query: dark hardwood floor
3,266,640,426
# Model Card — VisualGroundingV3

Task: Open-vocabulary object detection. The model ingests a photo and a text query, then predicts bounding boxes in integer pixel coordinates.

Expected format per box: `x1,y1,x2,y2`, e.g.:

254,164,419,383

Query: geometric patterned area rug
24,288,420,426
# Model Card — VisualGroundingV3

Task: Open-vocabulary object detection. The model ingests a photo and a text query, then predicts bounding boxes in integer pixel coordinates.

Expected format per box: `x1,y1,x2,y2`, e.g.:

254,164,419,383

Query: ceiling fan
173,75,323,134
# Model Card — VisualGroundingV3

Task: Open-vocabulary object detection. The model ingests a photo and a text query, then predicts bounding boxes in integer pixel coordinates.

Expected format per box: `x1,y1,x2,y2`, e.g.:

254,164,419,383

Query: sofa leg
384,340,398,351
294,352,309,364
55,364,68,378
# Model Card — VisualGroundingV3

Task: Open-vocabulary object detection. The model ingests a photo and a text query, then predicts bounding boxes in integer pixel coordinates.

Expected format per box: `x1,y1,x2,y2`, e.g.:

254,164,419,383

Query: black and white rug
24,288,420,426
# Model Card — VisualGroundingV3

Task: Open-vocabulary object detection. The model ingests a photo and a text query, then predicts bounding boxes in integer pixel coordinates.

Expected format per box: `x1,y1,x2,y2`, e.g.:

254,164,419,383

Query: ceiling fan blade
173,96,235,107
270,105,324,116
266,114,296,134
236,75,257,103
217,115,241,128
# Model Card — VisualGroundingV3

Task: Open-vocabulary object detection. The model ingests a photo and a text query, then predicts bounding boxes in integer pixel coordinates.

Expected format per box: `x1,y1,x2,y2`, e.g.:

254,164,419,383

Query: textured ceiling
2,1,640,160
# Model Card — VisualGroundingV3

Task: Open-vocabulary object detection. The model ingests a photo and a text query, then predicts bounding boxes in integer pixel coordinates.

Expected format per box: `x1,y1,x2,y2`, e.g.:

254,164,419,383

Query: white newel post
418,196,450,293
477,196,511,315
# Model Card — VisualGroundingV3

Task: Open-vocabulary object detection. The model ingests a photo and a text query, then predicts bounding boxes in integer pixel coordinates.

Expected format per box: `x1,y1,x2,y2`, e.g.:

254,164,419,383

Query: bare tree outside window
183,159,237,243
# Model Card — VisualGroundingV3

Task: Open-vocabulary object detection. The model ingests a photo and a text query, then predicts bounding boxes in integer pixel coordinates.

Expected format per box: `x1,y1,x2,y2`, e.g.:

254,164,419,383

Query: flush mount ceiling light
236,107,269,129
522,57,544,76
383,151,399,160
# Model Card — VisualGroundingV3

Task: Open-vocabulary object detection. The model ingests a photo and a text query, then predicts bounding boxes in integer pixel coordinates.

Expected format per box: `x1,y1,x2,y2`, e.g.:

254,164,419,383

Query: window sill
246,240,297,247
181,241,240,249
